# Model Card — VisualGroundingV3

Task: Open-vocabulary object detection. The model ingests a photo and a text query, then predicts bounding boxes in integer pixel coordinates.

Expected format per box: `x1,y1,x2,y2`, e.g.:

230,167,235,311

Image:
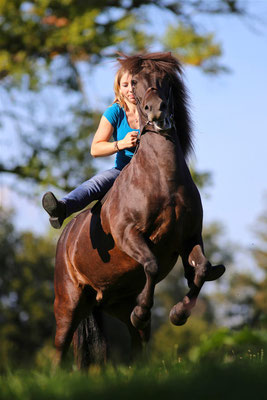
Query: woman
42,66,139,229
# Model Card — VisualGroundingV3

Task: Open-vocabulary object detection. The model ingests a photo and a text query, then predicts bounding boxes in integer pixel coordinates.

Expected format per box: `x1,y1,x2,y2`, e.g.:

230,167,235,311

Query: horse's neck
138,129,185,172
133,129,190,194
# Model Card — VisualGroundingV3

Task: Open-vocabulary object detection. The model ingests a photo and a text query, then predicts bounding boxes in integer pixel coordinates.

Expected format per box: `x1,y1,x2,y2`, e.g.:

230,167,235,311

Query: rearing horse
54,52,225,367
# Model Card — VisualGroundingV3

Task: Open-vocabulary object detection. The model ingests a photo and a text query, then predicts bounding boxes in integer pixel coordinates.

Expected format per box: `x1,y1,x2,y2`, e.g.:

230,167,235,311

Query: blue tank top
103,103,140,170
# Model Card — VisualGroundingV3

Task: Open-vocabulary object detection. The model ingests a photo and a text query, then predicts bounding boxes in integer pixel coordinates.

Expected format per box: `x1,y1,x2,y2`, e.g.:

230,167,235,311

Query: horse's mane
117,52,193,158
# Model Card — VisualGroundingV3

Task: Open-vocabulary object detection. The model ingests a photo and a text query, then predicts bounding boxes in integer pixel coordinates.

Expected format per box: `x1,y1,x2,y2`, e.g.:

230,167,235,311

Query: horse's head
118,52,193,157
131,72,174,132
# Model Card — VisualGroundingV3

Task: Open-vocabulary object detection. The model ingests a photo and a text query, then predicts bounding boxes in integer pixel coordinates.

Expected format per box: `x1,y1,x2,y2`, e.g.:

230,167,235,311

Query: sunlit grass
1,356,267,400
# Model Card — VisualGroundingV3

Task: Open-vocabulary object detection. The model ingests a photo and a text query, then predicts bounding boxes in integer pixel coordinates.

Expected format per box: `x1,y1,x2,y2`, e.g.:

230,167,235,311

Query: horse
53,52,225,368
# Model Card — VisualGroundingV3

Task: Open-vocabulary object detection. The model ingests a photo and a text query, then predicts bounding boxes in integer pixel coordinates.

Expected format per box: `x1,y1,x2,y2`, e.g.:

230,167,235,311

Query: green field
1,358,267,400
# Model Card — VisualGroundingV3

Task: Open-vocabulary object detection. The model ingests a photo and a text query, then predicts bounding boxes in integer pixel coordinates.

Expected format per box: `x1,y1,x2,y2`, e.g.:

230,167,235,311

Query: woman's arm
91,116,138,157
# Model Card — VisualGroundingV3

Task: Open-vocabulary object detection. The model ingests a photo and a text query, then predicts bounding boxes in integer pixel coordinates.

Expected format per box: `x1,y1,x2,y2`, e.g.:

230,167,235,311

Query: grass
1,358,267,400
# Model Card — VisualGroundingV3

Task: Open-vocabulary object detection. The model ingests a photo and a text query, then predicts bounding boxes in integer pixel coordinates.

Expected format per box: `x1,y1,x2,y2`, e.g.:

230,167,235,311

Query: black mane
118,52,193,157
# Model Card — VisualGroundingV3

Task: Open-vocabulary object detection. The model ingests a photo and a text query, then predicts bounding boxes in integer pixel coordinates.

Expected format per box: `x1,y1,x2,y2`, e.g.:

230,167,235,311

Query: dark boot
42,191,66,229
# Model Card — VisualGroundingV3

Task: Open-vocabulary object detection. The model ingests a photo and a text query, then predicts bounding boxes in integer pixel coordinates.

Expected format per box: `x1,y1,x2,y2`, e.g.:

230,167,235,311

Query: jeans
62,168,121,217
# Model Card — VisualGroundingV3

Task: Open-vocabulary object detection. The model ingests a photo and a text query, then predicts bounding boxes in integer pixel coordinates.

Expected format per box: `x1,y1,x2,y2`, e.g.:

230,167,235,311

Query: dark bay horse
54,52,225,367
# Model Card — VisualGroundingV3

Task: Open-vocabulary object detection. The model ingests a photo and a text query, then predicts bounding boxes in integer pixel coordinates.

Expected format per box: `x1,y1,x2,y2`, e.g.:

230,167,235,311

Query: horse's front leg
170,244,225,326
182,240,226,289
115,225,158,329
131,258,158,329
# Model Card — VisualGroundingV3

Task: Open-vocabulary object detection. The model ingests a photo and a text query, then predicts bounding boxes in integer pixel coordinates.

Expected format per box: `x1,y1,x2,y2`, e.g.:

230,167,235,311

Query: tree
0,208,56,369
223,200,267,328
0,0,250,191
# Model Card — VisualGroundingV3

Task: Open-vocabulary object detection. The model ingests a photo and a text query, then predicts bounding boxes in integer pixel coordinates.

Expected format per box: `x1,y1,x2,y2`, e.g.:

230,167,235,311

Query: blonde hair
112,66,130,111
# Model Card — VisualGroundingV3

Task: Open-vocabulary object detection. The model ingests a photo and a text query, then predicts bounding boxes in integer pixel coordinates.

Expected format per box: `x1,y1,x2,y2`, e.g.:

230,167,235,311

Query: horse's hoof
169,303,191,326
130,308,150,330
206,264,225,281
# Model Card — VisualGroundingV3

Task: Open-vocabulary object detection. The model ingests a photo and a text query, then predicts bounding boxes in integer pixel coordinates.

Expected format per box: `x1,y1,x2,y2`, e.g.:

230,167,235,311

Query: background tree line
1,0,266,369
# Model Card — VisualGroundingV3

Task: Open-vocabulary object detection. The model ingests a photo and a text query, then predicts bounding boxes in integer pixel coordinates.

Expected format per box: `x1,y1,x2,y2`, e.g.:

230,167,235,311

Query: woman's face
119,72,136,104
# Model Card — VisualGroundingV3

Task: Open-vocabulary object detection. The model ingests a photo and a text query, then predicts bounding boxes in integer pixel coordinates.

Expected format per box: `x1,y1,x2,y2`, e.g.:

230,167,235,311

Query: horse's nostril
144,105,149,111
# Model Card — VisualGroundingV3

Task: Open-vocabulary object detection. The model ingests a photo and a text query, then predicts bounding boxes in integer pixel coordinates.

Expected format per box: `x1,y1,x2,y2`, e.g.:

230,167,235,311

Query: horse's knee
194,260,211,287
186,245,210,286
144,260,158,279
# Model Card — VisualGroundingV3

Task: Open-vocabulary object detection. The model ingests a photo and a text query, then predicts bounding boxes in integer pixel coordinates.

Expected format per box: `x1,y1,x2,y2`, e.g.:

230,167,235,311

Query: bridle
133,87,152,126
134,83,175,126
133,84,176,155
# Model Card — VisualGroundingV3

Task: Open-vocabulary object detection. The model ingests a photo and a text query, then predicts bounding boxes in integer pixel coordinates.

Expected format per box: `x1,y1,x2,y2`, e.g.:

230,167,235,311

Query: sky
1,1,267,270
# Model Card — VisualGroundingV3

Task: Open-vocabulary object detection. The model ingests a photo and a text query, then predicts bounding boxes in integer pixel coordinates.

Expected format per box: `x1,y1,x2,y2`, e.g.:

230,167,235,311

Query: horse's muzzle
148,115,173,131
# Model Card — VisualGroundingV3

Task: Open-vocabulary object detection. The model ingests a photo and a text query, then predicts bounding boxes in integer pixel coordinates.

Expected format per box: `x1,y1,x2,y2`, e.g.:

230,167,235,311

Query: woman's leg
42,168,120,228
62,168,120,216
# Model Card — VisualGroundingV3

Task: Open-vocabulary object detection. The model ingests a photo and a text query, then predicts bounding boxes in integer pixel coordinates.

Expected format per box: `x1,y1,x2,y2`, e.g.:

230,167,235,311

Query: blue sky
2,2,267,270
186,12,267,247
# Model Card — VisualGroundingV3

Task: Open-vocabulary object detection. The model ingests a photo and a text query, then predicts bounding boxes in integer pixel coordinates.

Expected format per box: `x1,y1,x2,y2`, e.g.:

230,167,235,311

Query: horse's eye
131,80,137,86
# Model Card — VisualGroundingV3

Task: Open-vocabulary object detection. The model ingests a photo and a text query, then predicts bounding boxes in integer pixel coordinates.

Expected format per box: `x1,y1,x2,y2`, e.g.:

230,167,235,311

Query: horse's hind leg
127,320,151,362
54,281,94,366
54,287,82,366
108,296,151,361
170,243,225,326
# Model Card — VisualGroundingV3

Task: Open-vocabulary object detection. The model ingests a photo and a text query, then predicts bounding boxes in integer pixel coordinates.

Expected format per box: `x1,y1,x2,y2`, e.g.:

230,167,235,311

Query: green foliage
190,166,212,190
0,0,245,90
0,208,56,370
0,0,153,90
151,316,213,362
1,357,267,400
220,201,267,328
250,203,267,320
162,23,229,74
202,222,234,265
0,97,100,191
189,327,267,363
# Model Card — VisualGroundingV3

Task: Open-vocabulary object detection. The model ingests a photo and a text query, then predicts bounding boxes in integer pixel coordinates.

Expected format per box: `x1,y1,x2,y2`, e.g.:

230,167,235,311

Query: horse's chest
149,203,182,244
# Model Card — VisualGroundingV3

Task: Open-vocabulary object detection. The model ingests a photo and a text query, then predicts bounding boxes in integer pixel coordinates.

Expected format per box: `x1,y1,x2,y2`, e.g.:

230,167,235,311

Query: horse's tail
73,308,107,369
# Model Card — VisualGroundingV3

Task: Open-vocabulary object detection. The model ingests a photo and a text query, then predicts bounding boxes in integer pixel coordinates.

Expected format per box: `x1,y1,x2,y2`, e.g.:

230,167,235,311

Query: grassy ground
1,358,267,400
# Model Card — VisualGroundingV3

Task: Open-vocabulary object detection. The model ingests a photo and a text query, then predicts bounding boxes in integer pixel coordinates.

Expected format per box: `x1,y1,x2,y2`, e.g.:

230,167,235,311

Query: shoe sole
42,192,63,229
49,217,62,229
42,192,58,216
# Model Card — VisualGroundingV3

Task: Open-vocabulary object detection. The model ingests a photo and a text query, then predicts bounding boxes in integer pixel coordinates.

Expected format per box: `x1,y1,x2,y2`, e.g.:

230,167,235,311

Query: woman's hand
91,116,138,157
119,131,138,150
